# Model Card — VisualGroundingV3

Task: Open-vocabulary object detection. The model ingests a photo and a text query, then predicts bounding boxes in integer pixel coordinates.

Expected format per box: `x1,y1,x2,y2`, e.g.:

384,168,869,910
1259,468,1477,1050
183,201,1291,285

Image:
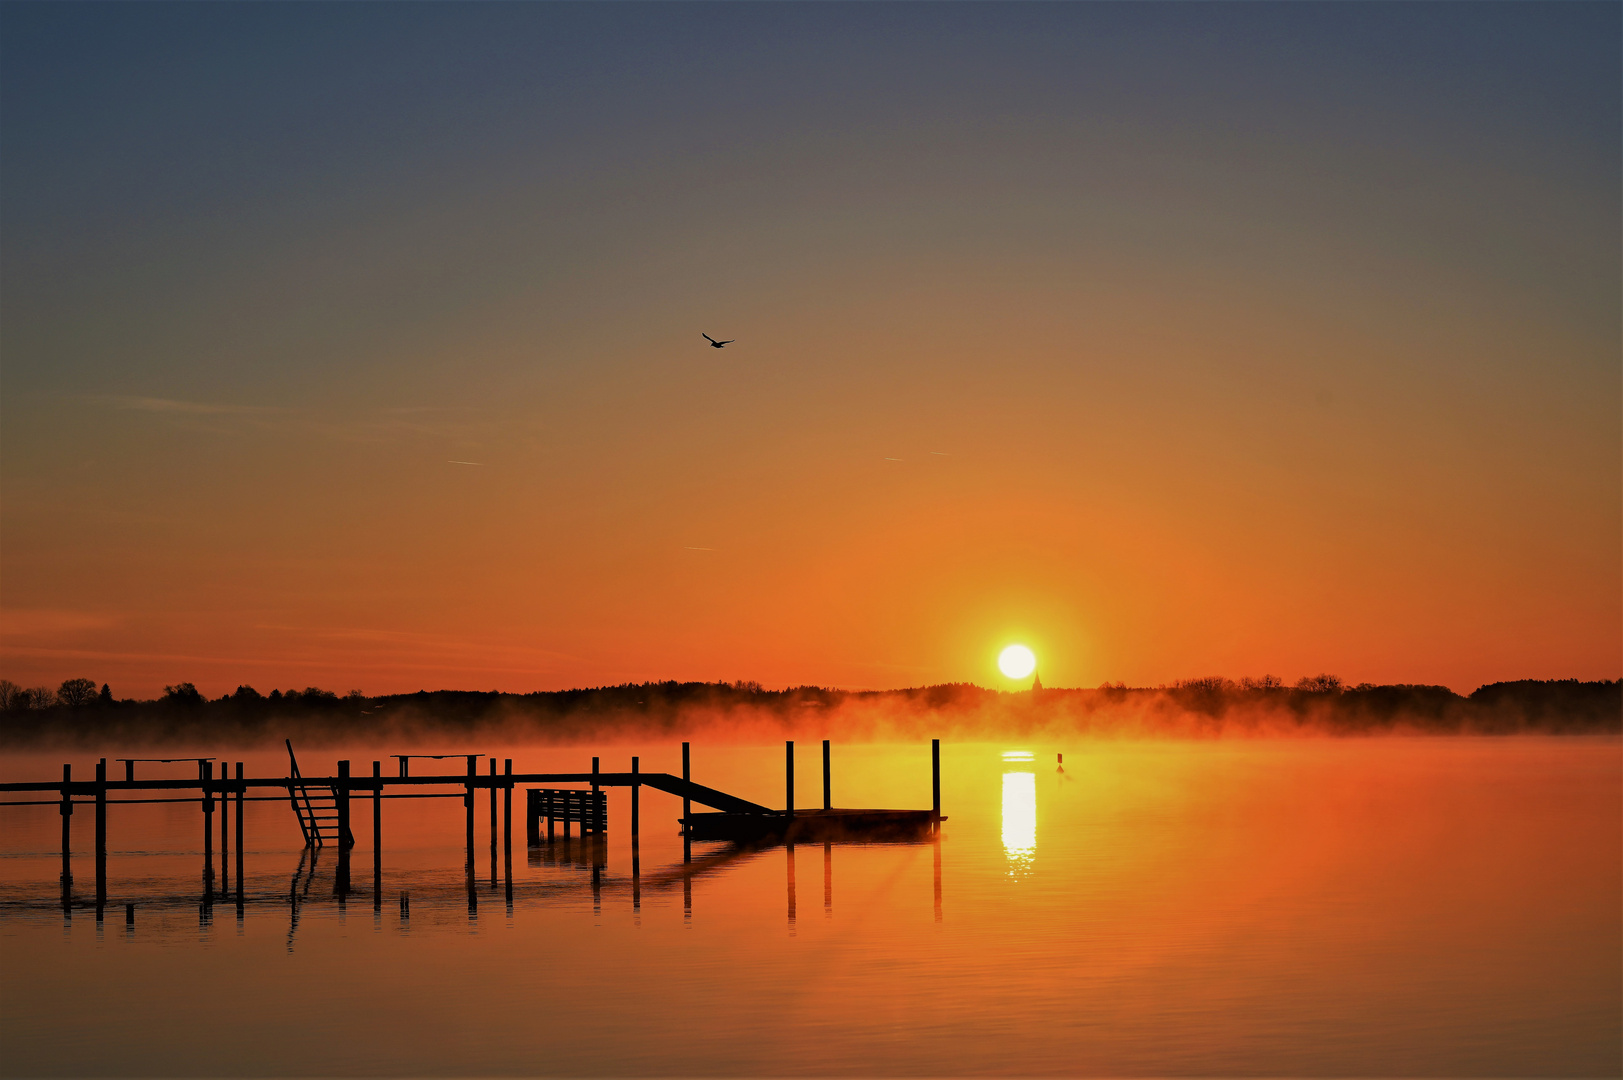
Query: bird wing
702,333,717,343
717,339,734,345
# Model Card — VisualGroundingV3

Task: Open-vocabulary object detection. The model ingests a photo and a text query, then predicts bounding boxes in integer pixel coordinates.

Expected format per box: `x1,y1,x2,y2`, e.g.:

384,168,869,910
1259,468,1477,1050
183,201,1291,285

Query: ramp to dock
635,774,770,815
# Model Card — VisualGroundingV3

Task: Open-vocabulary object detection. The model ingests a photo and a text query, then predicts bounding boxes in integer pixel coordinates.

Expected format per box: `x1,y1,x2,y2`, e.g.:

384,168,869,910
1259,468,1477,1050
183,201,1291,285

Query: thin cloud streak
101,396,278,416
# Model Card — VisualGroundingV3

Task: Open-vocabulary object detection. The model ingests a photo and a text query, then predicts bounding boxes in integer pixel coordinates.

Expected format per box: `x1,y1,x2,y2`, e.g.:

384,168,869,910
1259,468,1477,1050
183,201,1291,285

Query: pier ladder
285,740,353,848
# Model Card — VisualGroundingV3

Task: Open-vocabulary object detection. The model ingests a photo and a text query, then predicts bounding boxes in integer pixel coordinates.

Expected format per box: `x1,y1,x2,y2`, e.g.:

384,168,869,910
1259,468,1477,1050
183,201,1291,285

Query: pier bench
525,788,607,843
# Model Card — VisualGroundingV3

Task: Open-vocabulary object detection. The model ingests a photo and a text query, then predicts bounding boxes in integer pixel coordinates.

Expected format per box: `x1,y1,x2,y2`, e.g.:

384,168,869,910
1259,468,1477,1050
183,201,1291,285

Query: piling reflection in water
1001,754,1036,877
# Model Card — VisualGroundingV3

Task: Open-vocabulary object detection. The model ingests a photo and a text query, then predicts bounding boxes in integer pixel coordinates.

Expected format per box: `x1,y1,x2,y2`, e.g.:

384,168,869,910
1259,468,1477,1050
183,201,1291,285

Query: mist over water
2,737,1617,1076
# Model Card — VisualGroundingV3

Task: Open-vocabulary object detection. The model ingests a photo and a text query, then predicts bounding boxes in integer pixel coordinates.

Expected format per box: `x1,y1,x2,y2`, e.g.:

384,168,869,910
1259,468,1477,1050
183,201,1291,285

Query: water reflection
1001,761,1036,878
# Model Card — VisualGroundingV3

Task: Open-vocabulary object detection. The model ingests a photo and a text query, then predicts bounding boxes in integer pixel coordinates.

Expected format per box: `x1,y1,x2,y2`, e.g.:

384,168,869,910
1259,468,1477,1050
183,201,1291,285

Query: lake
2,737,1618,1076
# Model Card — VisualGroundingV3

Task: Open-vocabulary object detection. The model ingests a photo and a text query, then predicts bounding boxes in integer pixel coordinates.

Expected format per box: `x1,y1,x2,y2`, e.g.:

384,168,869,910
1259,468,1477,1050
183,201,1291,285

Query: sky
1,2,1618,698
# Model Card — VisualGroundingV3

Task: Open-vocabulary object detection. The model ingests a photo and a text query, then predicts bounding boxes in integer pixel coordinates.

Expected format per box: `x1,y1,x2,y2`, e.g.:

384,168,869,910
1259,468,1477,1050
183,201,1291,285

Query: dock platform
683,807,945,842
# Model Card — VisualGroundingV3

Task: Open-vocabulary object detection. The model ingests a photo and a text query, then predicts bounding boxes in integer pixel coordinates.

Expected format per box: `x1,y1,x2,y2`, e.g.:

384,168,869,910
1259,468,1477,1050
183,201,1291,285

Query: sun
998,644,1037,680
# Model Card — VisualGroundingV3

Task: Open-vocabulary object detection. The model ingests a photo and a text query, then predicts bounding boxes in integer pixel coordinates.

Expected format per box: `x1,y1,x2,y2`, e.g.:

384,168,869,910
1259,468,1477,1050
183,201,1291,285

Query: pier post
931,739,941,830
591,757,600,835
526,788,539,846
631,756,640,837
682,742,691,864
823,840,832,915
503,759,513,904
372,761,382,911
199,760,212,896
335,760,351,896
822,740,831,810
488,757,498,888
681,742,692,835
235,763,244,907
95,760,106,913
219,761,229,899
124,759,134,783
464,756,475,877
785,741,794,819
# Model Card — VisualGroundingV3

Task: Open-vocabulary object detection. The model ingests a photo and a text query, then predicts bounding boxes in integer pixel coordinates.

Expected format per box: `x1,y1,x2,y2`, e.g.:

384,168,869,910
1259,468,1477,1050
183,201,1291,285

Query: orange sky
2,6,1618,697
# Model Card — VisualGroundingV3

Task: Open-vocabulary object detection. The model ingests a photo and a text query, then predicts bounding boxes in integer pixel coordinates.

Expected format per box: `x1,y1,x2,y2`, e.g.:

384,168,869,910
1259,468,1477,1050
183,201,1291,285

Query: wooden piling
464,756,475,876
124,760,134,782
125,902,134,926
218,761,229,898
234,762,244,906
931,739,941,829
372,761,382,910
503,759,513,902
822,740,831,810
681,742,692,841
335,760,350,896
95,760,107,910
631,756,640,837
785,741,794,818
198,760,212,893
488,757,498,888
591,757,600,835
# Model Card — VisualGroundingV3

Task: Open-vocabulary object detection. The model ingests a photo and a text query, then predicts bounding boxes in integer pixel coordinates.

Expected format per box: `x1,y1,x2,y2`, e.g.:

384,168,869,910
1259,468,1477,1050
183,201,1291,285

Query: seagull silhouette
702,333,734,348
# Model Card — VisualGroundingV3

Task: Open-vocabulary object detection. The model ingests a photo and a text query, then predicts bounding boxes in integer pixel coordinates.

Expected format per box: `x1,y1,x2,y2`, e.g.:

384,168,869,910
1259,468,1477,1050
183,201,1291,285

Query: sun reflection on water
1001,753,1036,878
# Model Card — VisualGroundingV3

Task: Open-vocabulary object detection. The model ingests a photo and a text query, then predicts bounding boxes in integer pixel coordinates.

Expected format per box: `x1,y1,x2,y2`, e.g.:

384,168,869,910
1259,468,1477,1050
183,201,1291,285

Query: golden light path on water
1001,751,1036,877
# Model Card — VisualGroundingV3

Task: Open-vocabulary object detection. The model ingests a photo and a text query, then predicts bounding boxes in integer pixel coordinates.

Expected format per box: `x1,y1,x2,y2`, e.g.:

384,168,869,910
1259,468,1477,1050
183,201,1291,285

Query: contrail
683,546,716,551
885,457,903,461
447,460,487,466
930,451,951,456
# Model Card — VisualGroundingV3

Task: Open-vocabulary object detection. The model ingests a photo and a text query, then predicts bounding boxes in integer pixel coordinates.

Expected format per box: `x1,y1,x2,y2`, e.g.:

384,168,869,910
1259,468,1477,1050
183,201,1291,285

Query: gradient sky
2,3,1618,697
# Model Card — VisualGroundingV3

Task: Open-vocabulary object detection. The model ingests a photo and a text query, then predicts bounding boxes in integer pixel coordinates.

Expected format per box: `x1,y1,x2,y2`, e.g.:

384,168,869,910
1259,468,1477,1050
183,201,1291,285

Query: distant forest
0,675,1617,748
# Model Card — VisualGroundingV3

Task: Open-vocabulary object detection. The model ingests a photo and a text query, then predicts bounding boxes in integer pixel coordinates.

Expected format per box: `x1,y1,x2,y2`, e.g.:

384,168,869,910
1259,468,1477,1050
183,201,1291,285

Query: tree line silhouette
0,674,1615,747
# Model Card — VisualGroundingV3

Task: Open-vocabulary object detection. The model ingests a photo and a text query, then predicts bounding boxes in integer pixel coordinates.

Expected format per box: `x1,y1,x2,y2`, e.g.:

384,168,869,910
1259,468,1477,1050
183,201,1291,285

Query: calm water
1,738,1618,1077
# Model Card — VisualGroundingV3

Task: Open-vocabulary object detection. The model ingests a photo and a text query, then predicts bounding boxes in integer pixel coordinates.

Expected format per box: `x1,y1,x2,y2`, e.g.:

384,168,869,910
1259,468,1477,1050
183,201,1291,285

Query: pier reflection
786,842,796,927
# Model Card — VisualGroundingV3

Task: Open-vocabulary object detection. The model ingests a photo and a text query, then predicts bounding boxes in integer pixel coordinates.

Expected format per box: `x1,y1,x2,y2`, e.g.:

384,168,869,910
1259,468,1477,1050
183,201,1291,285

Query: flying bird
702,333,734,348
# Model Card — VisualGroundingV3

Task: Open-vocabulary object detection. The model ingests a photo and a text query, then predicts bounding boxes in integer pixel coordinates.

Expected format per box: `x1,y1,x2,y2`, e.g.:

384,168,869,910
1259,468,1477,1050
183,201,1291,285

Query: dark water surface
1,738,1618,1077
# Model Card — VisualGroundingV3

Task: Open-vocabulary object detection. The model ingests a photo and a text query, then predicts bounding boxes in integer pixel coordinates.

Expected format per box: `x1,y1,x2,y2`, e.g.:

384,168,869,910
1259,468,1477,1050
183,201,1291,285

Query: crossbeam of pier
0,772,773,813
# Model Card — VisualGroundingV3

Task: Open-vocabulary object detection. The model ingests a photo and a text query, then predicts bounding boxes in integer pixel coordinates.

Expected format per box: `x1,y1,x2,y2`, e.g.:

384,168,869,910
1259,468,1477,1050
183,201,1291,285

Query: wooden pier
0,739,943,920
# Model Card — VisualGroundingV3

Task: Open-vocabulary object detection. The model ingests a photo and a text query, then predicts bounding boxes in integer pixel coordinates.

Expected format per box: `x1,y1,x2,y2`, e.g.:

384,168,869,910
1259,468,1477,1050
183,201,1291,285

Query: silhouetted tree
57,678,98,708
0,680,19,711
162,683,203,707
1240,675,1284,690
1295,674,1343,693
27,686,55,709
98,683,113,705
